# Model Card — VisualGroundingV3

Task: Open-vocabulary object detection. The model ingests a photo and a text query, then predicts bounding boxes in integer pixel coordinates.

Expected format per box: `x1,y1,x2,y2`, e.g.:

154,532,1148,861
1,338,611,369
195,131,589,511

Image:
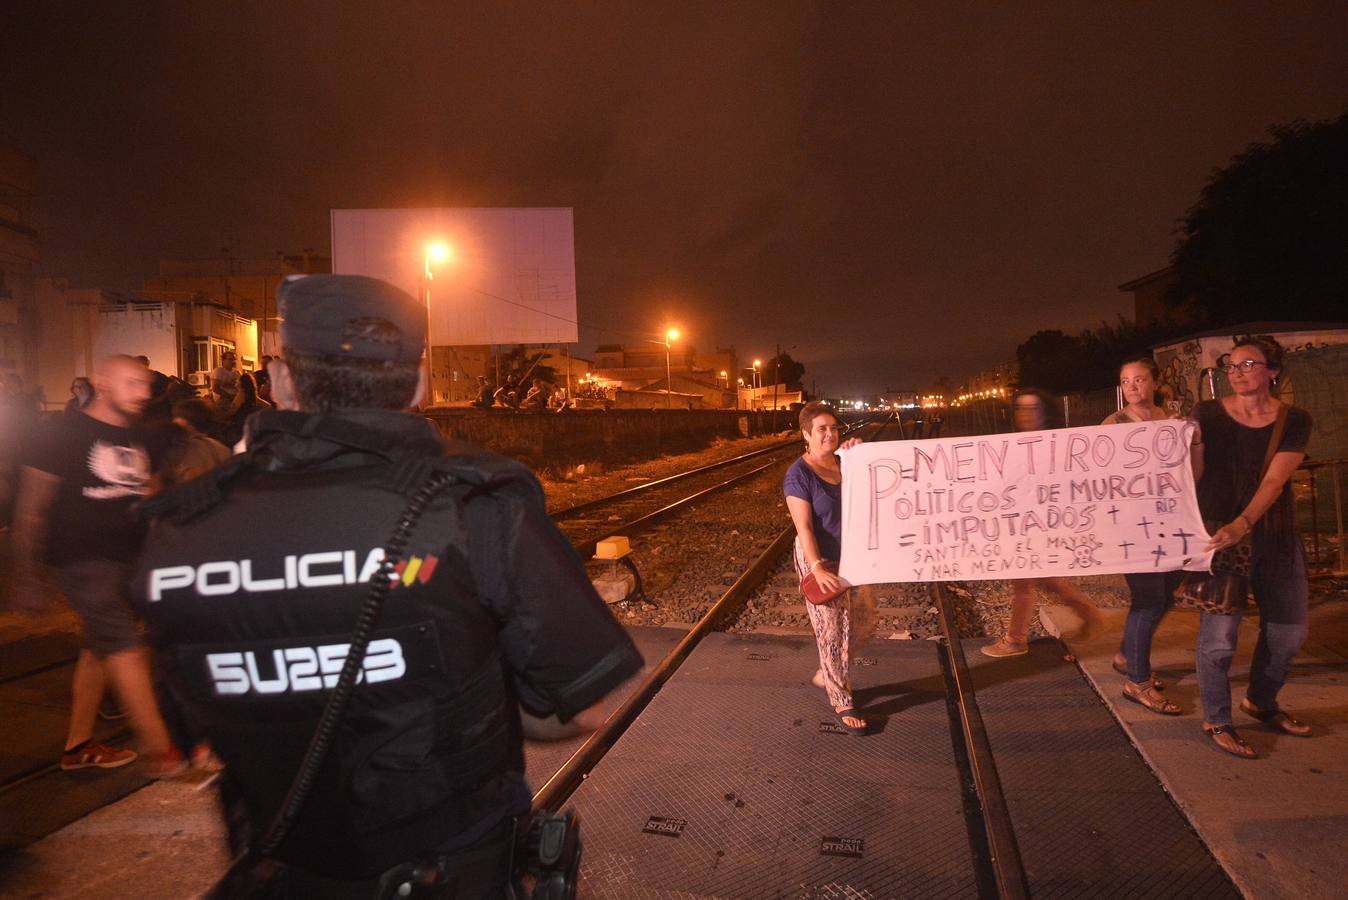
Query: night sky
5,2,1346,397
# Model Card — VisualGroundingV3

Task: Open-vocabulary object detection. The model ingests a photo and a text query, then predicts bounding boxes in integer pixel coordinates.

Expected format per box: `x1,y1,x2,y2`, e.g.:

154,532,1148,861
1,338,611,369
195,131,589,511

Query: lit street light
422,241,452,406
664,327,680,409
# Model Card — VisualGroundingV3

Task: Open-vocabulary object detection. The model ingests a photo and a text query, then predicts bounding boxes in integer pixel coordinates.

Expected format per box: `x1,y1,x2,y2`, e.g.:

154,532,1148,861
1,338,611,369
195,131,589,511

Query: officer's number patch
205,638,406,696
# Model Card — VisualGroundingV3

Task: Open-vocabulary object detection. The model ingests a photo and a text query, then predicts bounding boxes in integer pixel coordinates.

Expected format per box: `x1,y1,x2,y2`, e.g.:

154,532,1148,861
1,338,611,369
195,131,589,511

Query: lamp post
422,241,450,406
664,327,680,409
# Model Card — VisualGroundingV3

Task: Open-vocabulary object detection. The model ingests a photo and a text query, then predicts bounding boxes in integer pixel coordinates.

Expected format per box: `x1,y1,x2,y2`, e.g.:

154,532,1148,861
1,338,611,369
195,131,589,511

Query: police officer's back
134,275,642,896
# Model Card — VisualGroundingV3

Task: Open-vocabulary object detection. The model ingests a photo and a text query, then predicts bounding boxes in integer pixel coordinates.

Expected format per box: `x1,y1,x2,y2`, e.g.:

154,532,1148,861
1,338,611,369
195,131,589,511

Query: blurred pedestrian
11,355,180,774
784,401,874,735
166,399,231,483
1192,336,1313,758
982,388,1103,657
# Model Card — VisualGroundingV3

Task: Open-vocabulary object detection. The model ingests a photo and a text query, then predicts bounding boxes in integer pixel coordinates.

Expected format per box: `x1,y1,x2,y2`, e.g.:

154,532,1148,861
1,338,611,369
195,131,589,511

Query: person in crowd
493,378,520,409
522,377,549,411
784,401,874,735
550,384,570,412
165,399,231,484
254,355,274,406
11,355,180,774
220,370,271,447
134,274,642,894
1,374,40,529
1101,357,1183,714
470,375,493,408
982,387,1104,657
1192,336,1313,758
210,349,240,408
66,377,95,413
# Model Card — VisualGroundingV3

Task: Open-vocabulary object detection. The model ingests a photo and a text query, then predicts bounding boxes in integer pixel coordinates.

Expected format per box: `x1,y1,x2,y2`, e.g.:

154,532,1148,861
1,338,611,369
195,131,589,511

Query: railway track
0,416,897,816
530,513,1029,897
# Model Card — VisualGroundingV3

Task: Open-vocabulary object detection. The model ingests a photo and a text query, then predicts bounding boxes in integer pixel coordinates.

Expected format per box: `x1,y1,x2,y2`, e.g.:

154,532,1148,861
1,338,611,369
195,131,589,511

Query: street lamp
664,327,680,410
752,359,761,390
422,241,451,406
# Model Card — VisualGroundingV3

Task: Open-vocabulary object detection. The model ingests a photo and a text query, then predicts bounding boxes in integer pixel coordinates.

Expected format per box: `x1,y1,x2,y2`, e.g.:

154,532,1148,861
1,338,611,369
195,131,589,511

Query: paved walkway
7,597,1345,897
1048,596,1348,900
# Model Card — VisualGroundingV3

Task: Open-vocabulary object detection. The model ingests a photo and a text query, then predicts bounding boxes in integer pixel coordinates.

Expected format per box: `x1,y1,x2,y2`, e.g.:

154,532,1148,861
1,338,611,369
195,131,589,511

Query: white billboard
330,208,577,346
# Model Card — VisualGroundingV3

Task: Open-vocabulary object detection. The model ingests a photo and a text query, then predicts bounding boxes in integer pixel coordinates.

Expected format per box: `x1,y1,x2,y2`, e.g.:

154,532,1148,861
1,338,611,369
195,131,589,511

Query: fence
1297,457,1346,577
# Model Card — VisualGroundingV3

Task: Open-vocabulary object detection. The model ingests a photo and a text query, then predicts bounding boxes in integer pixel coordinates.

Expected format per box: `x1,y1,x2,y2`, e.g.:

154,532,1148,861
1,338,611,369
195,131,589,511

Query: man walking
13,355,178,772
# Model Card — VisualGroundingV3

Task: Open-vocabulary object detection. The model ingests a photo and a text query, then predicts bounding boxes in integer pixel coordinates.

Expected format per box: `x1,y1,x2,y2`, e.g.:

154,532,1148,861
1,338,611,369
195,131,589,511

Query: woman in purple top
784,401,874,735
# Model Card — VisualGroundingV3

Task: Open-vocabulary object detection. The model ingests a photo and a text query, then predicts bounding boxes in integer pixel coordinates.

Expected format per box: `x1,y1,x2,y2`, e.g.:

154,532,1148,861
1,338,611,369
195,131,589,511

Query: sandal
832,707,867,736
1112,655,1164,691
1122,682,1181,716
1203,724,1257,759
1240,699,1312,737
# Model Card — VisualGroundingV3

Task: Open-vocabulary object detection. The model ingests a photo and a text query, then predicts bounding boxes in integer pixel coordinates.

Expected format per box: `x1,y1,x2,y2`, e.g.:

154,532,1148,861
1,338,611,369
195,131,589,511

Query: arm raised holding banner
783,403,875,736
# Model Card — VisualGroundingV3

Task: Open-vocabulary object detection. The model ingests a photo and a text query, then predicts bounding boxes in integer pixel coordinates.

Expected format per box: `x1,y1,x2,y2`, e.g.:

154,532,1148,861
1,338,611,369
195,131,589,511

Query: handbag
1173,404,1287,615
801,561,847,605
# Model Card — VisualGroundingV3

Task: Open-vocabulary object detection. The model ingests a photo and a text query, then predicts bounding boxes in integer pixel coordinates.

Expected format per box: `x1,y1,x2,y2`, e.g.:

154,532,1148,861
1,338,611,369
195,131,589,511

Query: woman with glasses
784,401,874,735
1100,358,1184,714
1191,336,1313,758
982,388,1104,657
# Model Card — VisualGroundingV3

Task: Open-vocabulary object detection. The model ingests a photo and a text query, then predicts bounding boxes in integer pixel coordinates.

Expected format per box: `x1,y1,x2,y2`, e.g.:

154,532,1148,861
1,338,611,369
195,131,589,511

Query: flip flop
832,707,867,736
1112,657,1165,691
1240,699,1312,737
1203,724,1256,759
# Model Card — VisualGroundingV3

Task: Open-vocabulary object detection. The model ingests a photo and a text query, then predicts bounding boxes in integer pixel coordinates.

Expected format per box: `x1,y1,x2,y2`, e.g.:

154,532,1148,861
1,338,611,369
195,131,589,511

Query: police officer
134,275,642,897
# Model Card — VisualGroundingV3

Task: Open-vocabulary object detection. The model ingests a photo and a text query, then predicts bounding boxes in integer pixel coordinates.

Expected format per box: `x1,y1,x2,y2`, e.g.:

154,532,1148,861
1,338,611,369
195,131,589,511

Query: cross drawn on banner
837,420,1215,586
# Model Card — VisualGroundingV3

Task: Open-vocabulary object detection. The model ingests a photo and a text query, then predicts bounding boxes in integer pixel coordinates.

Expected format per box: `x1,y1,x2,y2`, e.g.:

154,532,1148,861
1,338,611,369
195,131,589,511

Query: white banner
838,421,1213,584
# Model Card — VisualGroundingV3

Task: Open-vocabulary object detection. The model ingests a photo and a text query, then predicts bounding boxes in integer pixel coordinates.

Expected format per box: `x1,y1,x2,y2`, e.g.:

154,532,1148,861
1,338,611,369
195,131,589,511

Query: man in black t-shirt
13,355,178,773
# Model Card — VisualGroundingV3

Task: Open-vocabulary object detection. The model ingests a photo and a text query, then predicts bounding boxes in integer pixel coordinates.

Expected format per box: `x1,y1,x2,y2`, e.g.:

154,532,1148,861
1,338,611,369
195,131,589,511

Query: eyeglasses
1222,360,1266,374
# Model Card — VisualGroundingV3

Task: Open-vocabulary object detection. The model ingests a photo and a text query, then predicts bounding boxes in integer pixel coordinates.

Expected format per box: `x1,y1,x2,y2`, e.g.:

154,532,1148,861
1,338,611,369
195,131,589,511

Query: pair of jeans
1195,545,1309,726
1120,572,1177,684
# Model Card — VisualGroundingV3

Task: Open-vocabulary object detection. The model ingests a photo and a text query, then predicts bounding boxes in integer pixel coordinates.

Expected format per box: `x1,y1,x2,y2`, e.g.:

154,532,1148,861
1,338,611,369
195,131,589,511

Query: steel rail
549,413,877,520
565,415,882,557
930,582,1030,900
550,437,802,519
569,459,780,558
532,525,796,815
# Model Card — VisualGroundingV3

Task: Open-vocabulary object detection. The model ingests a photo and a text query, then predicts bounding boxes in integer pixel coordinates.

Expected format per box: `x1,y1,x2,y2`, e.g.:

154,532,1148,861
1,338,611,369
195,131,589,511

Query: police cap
277,274,425,364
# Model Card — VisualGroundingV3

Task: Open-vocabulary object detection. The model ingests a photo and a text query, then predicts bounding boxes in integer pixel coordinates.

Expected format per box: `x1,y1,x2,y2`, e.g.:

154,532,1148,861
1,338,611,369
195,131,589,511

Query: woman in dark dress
1192,336,1313,758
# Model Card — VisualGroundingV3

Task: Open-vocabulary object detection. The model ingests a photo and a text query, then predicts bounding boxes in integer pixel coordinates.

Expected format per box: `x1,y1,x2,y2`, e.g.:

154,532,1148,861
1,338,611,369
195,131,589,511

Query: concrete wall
424,408,768,468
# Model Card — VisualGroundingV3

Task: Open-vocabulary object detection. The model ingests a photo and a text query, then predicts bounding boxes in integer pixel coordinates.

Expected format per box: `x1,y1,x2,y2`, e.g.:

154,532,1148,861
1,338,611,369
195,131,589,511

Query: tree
1015,330,1085,394
498,345,556,386
766,353,805,391
1168,108,1348,324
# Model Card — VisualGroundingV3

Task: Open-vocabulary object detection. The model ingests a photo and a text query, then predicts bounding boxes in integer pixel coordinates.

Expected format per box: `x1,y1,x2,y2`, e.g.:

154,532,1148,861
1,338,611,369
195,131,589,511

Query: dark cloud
4,1,1346,395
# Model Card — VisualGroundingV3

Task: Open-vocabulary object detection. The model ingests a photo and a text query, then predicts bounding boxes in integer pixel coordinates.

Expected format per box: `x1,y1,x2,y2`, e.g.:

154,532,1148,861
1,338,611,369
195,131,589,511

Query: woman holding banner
982,388,1104,658
784,401,875,736
1101,358,1182,715
1192,336,1313,758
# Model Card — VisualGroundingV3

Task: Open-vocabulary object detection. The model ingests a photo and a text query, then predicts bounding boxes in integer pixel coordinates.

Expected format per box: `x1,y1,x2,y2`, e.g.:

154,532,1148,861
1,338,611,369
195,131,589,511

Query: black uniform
133,408,642,885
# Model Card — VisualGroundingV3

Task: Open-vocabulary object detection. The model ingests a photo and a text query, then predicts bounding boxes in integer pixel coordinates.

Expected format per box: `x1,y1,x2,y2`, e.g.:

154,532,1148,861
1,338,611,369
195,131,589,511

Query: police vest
136,427,531,877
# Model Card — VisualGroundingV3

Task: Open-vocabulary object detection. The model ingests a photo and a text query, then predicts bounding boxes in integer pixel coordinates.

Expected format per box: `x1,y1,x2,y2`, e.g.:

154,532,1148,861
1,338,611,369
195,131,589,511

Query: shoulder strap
1259,404,1290,481
257,468,455,860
